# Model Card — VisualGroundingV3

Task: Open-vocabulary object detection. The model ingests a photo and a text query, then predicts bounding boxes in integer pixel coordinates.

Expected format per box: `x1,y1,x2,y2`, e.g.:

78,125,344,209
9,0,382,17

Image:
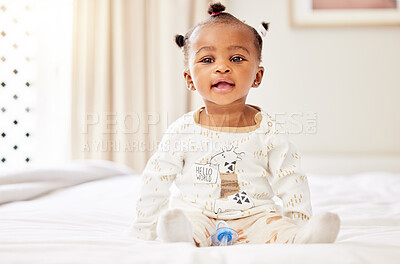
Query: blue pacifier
211,221,239,246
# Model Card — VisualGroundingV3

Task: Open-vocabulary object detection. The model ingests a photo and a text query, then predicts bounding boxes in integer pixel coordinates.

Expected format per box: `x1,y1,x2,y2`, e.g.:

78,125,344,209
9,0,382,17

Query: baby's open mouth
212,80,235,91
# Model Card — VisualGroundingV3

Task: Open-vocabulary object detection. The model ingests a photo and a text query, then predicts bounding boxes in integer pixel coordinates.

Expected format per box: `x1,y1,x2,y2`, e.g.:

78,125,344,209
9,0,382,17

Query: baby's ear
252,66,264,88
183,70,191,83
183,70,196,91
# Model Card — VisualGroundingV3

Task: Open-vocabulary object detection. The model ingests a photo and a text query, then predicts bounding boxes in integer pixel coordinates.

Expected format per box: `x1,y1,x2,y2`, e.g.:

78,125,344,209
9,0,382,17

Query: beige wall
191,0,400,173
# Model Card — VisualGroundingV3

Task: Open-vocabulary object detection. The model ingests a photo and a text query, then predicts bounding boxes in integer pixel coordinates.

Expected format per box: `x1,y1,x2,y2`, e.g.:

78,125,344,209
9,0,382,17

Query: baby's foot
157,209,194,244
294,212,341,243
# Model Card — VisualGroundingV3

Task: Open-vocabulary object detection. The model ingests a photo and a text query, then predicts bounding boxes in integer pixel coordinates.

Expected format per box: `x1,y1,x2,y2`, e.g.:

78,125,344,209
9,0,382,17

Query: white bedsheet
0,161,399,264
0,160,134,205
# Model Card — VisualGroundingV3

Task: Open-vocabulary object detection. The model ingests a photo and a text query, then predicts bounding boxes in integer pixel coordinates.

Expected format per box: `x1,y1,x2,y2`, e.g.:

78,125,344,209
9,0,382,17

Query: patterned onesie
130,105,312,246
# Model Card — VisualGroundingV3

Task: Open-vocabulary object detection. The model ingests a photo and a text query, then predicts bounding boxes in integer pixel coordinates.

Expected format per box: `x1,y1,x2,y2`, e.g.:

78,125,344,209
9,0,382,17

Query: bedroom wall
189,0,400,174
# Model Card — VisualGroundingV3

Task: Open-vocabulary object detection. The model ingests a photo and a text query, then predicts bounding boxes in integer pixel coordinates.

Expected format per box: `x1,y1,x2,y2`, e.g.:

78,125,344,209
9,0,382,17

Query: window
0,0,72,172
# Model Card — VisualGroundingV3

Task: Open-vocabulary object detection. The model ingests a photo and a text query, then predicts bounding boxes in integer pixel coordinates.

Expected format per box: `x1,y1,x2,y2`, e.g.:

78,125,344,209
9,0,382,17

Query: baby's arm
267,132,312,225
129,132,183,240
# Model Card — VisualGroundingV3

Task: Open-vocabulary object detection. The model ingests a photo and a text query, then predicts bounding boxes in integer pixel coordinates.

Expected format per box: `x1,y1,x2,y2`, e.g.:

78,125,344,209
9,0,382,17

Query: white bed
0,160,399,264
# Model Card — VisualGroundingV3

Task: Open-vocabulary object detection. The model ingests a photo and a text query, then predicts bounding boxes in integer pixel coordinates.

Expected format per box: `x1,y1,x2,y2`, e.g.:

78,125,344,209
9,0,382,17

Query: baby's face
184,23,264,107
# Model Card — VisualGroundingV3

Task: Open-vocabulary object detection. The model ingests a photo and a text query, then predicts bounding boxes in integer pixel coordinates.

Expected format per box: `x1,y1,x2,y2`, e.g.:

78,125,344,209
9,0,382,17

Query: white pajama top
131,106,312,240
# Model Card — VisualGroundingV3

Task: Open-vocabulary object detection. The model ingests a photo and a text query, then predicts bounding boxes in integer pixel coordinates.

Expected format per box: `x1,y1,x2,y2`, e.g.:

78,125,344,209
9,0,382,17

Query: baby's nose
215,63,231,73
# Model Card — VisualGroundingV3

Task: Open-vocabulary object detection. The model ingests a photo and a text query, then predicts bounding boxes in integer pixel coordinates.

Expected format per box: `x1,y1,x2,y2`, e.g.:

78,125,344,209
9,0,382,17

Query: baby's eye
200,58,214,63
231,56,244,62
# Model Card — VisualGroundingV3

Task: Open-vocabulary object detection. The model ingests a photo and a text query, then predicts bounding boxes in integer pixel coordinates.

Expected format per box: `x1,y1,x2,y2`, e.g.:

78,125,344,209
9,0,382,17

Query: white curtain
71,0,214,172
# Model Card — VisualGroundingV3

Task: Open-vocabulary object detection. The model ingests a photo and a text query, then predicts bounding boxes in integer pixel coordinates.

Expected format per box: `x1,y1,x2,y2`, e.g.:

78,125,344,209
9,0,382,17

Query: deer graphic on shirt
210,146,243,198
210,146,255,213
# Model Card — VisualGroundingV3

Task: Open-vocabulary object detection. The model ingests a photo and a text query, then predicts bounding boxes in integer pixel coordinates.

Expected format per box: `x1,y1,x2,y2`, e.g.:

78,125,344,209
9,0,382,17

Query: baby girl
129,2,340,246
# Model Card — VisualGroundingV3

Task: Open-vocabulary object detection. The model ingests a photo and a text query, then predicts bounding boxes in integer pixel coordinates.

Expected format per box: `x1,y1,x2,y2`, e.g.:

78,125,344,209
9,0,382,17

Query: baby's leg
157,209,216,247
261,212,340,244
157,209,194,244
229,211,340,244
294,212,341,243
228,212,300,244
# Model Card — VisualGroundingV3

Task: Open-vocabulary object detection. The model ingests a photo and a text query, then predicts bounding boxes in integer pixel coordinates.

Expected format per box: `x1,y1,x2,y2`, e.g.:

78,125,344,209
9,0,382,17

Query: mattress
0,160,399,264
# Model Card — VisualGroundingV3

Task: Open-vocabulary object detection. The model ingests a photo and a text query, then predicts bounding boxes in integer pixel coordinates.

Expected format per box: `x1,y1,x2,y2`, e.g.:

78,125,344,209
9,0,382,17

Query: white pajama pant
183,211,301,247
